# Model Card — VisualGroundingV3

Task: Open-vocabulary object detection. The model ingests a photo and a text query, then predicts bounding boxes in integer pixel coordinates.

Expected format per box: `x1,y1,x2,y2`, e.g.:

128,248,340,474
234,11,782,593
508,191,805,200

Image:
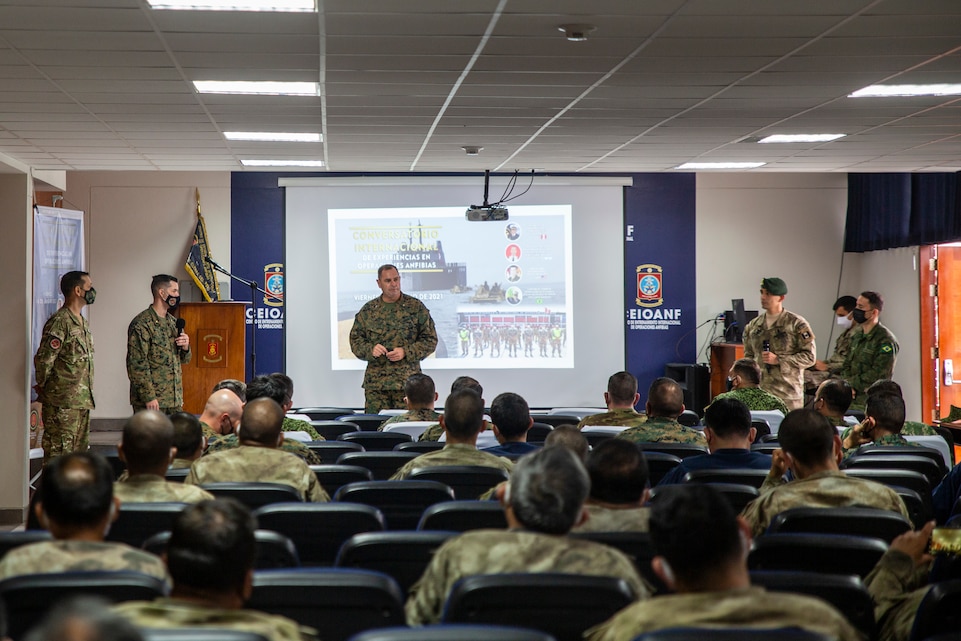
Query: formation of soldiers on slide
458,322,566,358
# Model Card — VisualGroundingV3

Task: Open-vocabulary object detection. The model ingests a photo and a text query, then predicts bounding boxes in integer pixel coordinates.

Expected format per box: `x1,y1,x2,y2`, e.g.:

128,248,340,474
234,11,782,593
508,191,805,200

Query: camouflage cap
761,277,788,296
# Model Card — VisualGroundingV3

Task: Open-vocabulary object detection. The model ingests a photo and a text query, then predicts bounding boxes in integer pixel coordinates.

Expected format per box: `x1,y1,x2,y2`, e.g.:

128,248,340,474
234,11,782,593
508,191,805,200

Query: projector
466,205,509,221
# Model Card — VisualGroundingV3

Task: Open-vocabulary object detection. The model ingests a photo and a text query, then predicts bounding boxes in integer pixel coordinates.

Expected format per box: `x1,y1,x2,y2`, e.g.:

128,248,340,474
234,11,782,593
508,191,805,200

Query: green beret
761,277,788,296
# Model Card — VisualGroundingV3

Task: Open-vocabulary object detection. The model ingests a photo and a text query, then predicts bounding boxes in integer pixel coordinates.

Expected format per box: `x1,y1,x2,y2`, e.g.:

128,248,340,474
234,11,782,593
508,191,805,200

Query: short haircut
166,499,256,592
866,379,902,398
377,264,398,279
238,397,284,445
585,439,649,504
441,389,485,439
866,393,905,433
170,412,204,458
23,596,142,641
121,410,174,470
450,375,483,397
60,271,89,299
40,452,114,528
212,379,246,402
649,484,740,584
730,358,761,385
704,397,752,439
404,373,436,406
607,371,638,405
647,377,684,417
544,425,588,460
490,392,531,439
271,372,295,399
150,274,177,296
245,374,289,406
833,296,857,313
778,409,836,468
860,291,884,312
817,379,853,413
509,446,589,534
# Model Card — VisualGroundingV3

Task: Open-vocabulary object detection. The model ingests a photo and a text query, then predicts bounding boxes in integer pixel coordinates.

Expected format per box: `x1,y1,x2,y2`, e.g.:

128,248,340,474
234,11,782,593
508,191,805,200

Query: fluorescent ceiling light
194,81,318,96
758,134,845,144
241,159,325,167
849,84,961,98
148,0,315,11
226,131,322,143
676,162,766,170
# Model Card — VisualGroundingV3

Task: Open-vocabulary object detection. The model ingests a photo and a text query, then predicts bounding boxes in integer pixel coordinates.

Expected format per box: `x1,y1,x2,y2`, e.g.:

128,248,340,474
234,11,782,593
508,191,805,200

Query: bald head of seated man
198,389,244,439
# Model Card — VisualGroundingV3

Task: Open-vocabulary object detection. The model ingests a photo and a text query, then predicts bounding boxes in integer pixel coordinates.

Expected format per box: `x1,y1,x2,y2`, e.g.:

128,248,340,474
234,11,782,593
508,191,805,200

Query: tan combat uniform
126,307,191,413
185,445,329,502
0,540,168,583
389,443,513,480
864,548,931,641
114,474,214,503
572,504,650,533
743,310,816,410
206,433,321,465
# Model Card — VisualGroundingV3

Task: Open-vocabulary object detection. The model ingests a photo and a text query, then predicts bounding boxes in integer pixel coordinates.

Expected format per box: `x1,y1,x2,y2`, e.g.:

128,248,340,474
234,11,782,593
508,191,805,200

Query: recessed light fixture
241,159,325,167
676,162,766,170
194,81,319,96
758,134,845,144
462,146,483,156
849,84,961,98
147,0,316,11
226,132,322,142
558,23,596,42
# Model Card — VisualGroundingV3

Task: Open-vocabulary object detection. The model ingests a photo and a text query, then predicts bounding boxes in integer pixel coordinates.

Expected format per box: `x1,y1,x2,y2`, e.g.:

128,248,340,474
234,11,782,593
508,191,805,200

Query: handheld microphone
175,318,186,337
762,340,771,371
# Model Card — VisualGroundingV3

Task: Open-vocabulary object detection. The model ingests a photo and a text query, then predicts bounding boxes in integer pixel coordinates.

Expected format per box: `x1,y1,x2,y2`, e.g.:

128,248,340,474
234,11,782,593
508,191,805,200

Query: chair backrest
747,533,888,578
0,530,53,562
253,502,385,566
750,443,780,456
547,407,605,418
841,466,934,499
200,482,304,509
336,451,420,480
750,419,771,440
896,486,931,528
568,531,667,595
395,441,445,454
845,449,947,485
529,414,583,428
307,440,365,464
749,570,876,640
418,500,508,532
295,407,359,421
407,465,510,500
583,431,615,448
642,452,683,486
909,578,961,641
142,529,299,569
249,568,405,641
766,506,912,543
142,630,269,641
347,625,558,641
310,464,374,497
528,422,554,443
338,414,389,431
381,421,438,439
901,436,953,469
442,573,636,641
649,483,759,514
105,502,188,547
335,531,456,593
0,571,168,641
310,420,361,440
94,446,126,480
638,442,710,459
580,426,630,436
683,468,770,488
677,410,700,427
334,480,456,529
634,628,834,641
750,410,785,434
340,431,414,451
165,467,190,483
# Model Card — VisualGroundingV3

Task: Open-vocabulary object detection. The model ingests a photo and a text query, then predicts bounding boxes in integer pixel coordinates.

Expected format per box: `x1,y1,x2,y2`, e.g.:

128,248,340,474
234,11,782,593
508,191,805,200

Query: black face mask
726,377,735,392
165,294,181,309
852,308,868,324
83,287,96,305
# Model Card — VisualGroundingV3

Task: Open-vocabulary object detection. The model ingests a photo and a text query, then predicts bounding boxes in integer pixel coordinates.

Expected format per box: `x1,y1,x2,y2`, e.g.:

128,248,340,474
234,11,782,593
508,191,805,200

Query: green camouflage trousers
365,389,406,414
41,405,90,464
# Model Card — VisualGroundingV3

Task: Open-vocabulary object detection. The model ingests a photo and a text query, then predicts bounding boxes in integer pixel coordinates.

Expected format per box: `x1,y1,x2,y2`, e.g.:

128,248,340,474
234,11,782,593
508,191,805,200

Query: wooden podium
709,342,744,399
179,302,248,414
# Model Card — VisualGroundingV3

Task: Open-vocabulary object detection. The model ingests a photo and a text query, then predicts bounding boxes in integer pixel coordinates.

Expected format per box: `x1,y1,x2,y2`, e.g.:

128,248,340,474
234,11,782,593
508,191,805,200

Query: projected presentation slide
329,205,573,369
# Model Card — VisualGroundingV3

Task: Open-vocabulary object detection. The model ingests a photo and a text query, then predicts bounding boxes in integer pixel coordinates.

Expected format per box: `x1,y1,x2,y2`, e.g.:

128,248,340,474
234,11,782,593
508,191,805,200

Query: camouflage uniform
114,473,214,503
349,292,438,413
616,416,707,447
169,458,194,469
863,548,930,641
585,586,859,641
840,323,899,410
572,504,650,533
825,324,861,373
405,529,648,625
901,420,940,436
282,416,323,440
742,310,816,410
576,409,647,430
185,445,329,502
378,408,442,431
127,307,192,412
0,540,168,583
206,433,321,465
708,387,789,414
200,420,220,441
389,443,513,480
741,469,910,537
418,422,444,442
840,430,912,460
34,307,95,464
113,598,317,641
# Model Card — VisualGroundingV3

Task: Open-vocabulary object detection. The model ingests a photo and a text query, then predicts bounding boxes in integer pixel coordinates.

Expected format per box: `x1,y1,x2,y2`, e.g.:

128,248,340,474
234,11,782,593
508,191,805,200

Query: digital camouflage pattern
577,408,648,430
901,420,940,436
389,443,513,480
363,389,406,414
205,433,321,465
840,322,899,410
185,445,330,502
282,416,323,440
418,423,444,442
127,307,191,410
405,529,648,625
742,310,816,410
378,408,442,431
200,420,220,441
741,469,910,537
113,598,318,641
572,504,650,533
616,416,707,446
863,548,930,641
708,387,789,414
0,540,168,582
841,430,914,460
585,586,860,641
114,474,214,503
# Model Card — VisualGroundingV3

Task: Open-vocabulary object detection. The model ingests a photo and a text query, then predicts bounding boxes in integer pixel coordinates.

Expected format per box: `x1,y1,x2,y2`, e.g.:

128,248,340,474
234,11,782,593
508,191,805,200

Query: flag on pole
185,188,221,302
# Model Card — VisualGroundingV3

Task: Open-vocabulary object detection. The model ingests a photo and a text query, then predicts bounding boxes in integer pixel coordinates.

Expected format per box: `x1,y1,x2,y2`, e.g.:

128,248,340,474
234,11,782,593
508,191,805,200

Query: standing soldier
34,271,96,464
839,291,898,410
126,274,191,414
459,325,470,357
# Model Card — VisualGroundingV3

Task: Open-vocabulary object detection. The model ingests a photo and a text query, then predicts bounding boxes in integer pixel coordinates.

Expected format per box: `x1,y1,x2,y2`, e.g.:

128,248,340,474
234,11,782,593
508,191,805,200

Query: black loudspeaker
664,363,710,416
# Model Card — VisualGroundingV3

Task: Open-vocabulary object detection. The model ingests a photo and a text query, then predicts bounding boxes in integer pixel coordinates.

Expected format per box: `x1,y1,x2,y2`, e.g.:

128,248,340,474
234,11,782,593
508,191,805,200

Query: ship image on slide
392,221,466,291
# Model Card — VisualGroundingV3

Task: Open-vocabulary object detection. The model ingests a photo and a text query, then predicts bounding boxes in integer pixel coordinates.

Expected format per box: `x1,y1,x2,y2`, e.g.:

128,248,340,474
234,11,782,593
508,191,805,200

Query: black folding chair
106,502,187,547
683,468,770,489
748,533,888,578
418,500,508,532
336,451,419,480
408,465,509,499
335,531,456,592
253,502,385,566
334,480,455,529
143,529,299,569
310,420,361,440
766,506,912,543
340,431,413,451
307,440,365,464
310,464,374,497
200,482,304,509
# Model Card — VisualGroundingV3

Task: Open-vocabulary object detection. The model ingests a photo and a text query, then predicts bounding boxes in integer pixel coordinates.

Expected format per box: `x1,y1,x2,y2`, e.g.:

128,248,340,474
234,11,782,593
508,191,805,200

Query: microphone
175,317,186,338
762,340,771,372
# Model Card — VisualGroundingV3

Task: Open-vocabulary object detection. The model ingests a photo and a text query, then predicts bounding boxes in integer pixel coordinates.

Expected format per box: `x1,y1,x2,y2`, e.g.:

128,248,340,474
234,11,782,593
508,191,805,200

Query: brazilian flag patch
881,344,893,353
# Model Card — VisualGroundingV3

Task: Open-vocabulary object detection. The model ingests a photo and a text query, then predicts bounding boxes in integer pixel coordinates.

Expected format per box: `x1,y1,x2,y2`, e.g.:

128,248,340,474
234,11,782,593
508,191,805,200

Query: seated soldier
25,596,143,641
270,372,325,439
418,376,487,442
213,378,246,402
708,358,789,414
186,398,329,502
114,410,213,504
377,372,441,430
741,409,909,537
0,452,168,582
572,439,650,533
813,378,854,428
483,392,540,458
113,499,317,641
577,371,648,430
866,379,941,436
616,378,706,446
545,424,589,460
197,388,243,441
405,446,648,625
841,391,913,457
170,411,205,469
585,484,859,641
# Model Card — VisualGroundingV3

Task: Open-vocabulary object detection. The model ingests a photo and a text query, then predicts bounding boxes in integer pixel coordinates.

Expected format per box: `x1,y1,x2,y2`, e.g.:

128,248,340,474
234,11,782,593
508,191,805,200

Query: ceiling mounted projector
466,170,509,221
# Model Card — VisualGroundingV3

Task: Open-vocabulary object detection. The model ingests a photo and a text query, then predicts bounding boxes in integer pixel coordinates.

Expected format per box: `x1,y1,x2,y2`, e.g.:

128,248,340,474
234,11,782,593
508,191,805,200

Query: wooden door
921,244,961,423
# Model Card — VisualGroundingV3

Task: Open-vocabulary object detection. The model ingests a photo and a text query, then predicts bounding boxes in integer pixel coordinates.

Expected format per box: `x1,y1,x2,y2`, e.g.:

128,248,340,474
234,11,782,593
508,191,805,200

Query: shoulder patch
801,331,812,340
49,337,61,349
881,344,893,353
